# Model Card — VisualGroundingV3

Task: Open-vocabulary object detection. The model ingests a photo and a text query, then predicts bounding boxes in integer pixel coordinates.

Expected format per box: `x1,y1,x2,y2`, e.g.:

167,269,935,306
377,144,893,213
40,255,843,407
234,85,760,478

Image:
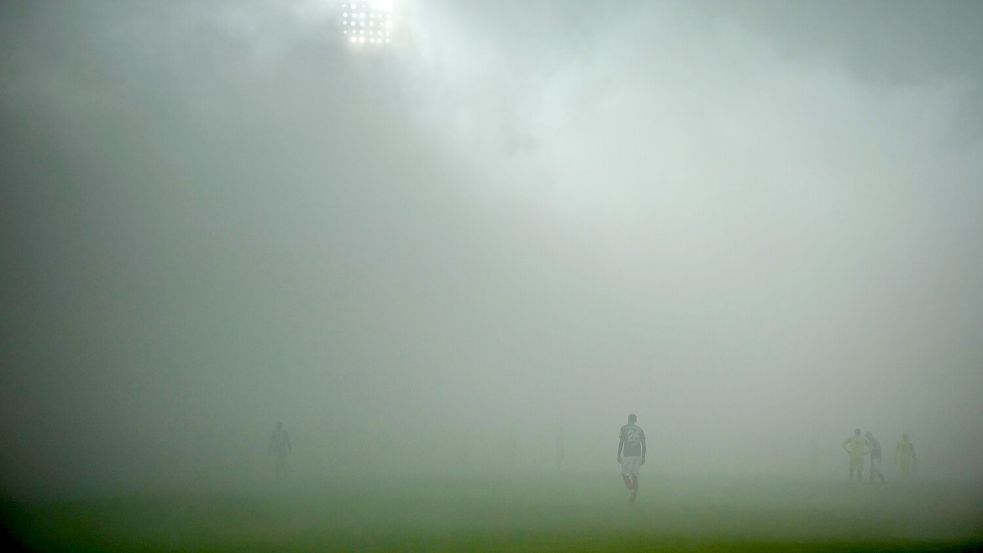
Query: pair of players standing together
841,428,917,483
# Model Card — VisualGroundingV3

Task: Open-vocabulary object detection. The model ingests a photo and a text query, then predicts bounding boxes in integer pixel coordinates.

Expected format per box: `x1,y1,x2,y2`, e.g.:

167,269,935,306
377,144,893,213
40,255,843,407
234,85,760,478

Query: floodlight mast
341,1,393,47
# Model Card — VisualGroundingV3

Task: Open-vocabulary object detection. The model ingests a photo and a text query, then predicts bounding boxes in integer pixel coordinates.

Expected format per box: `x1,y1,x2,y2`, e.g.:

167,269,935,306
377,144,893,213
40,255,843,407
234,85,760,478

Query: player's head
628,414,637,424
276,421,283,430
865,431,873,438
902,433,908,441
854,428,861,436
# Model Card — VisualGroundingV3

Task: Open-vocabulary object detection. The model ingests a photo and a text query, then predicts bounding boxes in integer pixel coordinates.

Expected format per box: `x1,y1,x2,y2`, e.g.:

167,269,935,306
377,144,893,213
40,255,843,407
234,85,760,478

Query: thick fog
1,1,982,497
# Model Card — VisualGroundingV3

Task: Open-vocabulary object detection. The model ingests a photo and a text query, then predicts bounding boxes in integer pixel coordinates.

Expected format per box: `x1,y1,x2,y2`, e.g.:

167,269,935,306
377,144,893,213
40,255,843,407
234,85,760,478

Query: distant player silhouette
841,428,868,481
617,414,646,503
895,433,916,479
865,431,885,484
269,421,291,477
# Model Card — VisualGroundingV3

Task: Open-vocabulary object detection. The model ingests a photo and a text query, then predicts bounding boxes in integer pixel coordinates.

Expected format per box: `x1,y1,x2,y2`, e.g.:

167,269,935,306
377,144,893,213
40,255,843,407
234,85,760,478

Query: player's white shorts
621,455,643,477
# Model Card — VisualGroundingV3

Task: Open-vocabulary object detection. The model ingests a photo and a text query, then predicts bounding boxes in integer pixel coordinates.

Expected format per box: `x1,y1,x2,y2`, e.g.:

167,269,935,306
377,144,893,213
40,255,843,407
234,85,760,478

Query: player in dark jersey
895,433,916,479
865,431,885,484
617,414,646,503
269,421,291,477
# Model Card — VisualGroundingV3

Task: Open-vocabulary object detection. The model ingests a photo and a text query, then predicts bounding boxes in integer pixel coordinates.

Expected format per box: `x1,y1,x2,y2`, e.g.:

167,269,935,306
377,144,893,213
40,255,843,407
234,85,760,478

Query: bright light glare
341,1,394,48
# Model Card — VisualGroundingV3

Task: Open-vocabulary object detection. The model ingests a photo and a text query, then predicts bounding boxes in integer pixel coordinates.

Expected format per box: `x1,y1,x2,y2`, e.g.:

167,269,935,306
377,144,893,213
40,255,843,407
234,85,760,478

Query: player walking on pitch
617,414,646,503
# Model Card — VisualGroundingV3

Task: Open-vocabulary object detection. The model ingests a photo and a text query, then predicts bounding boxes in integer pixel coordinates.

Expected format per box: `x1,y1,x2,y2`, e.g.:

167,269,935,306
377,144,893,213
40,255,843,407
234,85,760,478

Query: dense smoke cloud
1,1,981,497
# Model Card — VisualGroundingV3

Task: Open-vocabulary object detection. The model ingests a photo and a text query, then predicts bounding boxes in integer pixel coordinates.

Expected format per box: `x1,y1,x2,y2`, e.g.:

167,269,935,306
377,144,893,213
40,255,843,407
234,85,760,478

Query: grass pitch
2,473,981,552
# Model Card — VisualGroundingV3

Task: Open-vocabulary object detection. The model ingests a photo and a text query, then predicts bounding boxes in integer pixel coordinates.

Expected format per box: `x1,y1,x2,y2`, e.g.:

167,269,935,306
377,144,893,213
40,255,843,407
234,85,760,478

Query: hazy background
1,0,982,498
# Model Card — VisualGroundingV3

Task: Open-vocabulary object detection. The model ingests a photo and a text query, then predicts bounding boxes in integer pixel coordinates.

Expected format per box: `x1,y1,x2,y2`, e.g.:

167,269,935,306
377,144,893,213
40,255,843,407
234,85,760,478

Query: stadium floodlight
341,1,393,48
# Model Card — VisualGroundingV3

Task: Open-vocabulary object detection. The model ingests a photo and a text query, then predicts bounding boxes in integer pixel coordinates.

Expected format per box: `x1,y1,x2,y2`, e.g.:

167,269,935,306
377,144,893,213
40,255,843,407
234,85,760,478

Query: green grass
3,474,981,552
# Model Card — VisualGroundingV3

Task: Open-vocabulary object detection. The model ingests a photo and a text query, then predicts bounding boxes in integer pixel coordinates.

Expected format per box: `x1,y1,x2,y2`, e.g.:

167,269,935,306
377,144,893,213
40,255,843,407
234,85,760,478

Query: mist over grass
4,474,982,552
1,1,982,550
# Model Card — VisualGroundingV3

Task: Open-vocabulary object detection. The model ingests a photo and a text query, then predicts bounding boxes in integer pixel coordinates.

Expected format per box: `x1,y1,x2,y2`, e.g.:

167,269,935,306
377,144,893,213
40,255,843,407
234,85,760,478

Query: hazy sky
1,1,982,496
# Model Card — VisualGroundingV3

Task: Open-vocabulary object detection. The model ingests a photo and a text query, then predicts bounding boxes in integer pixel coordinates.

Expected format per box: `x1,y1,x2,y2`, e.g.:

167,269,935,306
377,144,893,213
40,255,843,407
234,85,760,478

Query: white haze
1,0,981,497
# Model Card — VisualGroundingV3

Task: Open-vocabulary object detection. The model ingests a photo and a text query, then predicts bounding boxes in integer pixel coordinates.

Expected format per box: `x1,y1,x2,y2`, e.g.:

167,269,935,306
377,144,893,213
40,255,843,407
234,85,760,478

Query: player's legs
870,458,884,483
621,461,633,491
850,456,863,481
620,457,633,491
629,463,639,503
620,457,640,502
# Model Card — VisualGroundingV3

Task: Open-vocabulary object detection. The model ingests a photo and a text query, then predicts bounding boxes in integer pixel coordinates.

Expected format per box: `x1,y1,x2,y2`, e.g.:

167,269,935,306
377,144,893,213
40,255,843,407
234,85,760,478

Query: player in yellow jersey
841,428,868,481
